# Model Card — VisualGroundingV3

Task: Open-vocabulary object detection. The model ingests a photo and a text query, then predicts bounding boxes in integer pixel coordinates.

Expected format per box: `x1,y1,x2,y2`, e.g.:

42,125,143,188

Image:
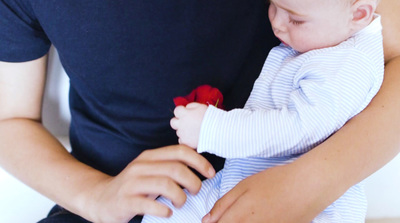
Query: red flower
173,85,224,109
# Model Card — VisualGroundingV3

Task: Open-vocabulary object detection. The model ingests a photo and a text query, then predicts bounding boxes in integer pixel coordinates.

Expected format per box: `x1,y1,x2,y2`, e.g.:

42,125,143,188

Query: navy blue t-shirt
0,1,278,177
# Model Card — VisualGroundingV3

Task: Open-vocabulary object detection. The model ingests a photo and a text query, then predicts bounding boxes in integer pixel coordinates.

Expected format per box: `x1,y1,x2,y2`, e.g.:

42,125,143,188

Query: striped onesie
143,15,384,223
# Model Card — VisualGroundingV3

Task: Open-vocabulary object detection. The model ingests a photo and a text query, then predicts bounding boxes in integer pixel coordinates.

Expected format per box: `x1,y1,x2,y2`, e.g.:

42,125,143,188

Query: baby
143,0,383,222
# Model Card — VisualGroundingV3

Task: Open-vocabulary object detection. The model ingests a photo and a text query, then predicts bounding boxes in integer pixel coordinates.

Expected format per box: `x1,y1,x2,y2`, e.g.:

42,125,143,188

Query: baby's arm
198,50,382,159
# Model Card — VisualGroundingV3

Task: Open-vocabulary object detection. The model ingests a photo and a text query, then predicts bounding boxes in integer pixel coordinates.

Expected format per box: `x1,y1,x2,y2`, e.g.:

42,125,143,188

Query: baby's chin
292,45,322,53
293,40,346,53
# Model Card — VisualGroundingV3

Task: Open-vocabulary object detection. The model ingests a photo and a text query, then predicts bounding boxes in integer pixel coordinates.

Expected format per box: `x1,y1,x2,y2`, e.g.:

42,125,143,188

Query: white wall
0,48,399,222
42,47,71,136
365,154,400,219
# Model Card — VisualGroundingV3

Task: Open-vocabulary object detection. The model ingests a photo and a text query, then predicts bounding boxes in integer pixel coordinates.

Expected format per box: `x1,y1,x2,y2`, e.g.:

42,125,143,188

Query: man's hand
84,145,215,223
202,163,325,223
170,102,208,148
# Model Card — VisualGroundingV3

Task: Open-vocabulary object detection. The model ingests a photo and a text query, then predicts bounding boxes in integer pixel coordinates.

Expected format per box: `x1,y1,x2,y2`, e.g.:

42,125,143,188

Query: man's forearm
0,119,109,217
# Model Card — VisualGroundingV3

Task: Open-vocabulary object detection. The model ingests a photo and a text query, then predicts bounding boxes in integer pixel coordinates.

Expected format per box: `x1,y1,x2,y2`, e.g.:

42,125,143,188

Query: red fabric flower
173,85,224,109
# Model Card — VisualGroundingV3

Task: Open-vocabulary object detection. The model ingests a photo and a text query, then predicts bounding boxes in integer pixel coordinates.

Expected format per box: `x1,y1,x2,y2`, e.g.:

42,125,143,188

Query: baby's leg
142,171,223,223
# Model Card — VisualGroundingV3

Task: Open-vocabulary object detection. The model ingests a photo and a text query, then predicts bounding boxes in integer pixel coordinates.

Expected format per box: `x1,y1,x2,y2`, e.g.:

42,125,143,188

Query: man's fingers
211,193,248,223
127,161,202,195
202,185,244,223
129,175,188,207
132,196,172,218
137,145,215,179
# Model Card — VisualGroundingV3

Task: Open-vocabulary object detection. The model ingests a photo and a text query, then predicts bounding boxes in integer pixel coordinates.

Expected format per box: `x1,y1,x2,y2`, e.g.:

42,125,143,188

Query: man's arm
378,0,400,62
203,0,400,222
0,56,216,222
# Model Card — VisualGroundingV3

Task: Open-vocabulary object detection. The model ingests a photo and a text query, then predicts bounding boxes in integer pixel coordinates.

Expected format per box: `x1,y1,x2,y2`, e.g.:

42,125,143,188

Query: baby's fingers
173,105,187,118
186,102,201,109
170,117,179,130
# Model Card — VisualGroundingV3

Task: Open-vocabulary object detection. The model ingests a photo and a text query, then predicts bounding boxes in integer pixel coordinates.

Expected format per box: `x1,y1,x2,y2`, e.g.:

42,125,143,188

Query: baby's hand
170,102,208,149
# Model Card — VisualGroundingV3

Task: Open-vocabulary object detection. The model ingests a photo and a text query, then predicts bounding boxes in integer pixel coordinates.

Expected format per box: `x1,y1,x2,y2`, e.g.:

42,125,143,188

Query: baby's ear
351,0,377,30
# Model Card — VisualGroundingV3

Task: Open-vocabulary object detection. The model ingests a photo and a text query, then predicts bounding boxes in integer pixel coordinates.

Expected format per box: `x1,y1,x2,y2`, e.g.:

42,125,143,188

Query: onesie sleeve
0,0,51,62
197,48,382,159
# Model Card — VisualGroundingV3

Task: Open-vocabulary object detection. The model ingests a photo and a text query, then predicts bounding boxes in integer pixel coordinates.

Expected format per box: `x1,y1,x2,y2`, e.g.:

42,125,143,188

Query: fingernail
208,167,216,178
167,209,173,217
202,213,211,223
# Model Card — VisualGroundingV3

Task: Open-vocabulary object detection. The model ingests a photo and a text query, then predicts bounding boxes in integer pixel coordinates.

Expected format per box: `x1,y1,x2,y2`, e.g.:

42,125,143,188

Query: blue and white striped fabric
197,16,384,159
142,15,383,223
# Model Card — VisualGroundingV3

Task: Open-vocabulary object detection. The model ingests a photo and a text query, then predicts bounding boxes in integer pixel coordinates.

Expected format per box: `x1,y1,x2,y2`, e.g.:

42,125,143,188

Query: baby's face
268,0,355,53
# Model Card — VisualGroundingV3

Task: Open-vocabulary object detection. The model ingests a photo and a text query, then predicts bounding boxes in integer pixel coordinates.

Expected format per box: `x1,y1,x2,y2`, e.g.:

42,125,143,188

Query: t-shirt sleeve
0,0,51,62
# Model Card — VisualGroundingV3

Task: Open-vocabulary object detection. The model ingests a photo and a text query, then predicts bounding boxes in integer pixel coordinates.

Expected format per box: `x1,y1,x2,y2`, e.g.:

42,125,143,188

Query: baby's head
268,0,379,53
